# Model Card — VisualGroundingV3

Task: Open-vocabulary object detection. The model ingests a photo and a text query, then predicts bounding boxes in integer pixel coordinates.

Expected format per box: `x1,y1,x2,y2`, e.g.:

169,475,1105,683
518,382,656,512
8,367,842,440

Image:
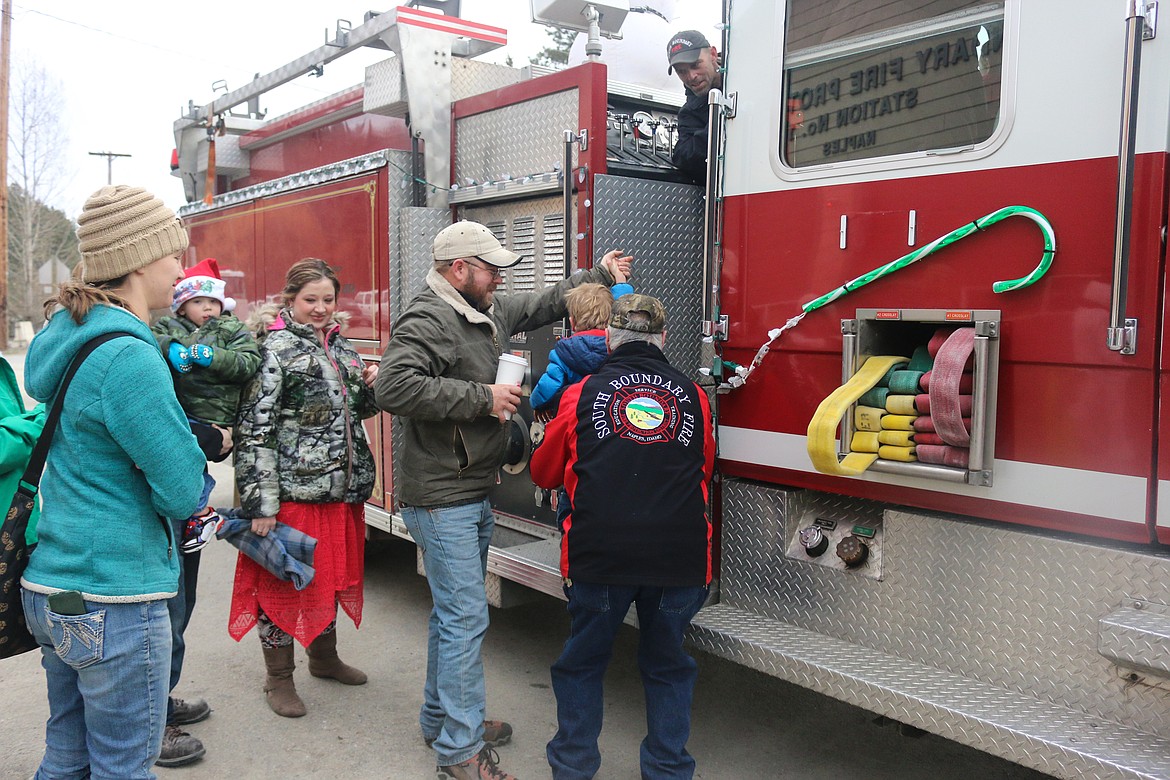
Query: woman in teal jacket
0,353,44,543
20,186,205,780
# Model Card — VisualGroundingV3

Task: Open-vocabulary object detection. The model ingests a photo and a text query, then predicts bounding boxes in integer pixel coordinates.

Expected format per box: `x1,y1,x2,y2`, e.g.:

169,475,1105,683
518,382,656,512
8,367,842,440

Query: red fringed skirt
228,501,365,647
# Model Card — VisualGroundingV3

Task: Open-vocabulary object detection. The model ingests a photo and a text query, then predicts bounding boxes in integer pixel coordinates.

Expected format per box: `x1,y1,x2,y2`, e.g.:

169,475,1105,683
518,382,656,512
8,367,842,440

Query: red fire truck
172,2,1170,776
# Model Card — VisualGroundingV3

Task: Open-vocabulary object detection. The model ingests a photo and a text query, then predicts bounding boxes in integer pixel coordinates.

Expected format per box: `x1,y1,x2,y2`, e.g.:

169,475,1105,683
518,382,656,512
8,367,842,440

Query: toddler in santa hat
153,257,261,552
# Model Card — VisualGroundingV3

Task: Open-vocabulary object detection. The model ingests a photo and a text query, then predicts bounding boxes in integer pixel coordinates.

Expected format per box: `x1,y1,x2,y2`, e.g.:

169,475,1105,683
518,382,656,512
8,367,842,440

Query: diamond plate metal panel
390,207,451,505
1098,602,1170,678
689,603,1170,780
397,207,449,309
592,175,705,374
716,479,1170,738
363,58,406,117
485,571,503,607
377,152,414,511
179,149,409,217
451,59,523,100
197,134,250,179
454,90,579,185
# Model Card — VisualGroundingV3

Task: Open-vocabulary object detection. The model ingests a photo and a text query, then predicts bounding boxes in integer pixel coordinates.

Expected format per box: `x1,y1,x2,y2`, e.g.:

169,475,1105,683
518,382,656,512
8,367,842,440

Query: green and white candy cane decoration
720,205,1056,389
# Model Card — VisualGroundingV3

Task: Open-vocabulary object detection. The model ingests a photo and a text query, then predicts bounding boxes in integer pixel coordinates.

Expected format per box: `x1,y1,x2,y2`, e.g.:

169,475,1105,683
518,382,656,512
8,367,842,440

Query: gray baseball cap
666,30,711,74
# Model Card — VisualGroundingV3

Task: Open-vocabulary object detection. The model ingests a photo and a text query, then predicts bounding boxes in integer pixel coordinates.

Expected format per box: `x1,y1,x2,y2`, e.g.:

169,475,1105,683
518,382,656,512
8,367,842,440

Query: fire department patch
612,386,678,444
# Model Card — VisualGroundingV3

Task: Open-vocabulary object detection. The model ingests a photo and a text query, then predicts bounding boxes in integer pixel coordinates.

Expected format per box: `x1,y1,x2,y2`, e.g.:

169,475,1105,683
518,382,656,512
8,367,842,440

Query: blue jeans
400,499,494,766
22,589,172,780
547,581,709,780
166,516,201,723
196,469,215,514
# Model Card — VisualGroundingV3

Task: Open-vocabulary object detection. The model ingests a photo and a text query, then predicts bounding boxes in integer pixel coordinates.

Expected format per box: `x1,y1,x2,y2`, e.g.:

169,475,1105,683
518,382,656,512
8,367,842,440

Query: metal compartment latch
1108,319,1138,354
1142,1,1159,39
702,315,729,340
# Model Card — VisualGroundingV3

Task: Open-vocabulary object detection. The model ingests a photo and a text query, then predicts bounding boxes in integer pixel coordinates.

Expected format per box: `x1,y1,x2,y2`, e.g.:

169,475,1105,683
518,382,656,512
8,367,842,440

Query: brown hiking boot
425,720,513,749
168,696,211,726
437,747,515,780
155,725,205,767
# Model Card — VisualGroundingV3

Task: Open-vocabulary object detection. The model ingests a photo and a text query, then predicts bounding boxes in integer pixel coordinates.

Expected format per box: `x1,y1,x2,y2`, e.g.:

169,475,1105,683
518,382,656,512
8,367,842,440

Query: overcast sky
12,1,719,218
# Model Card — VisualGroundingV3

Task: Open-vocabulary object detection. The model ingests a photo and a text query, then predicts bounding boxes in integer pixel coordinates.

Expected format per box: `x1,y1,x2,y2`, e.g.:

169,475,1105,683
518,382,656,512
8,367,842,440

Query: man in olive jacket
375,220,628,779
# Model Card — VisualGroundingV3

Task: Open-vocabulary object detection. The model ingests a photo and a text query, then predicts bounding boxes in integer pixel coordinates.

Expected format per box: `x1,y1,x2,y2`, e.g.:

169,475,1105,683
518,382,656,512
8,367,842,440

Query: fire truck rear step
688,603,1170,780
487,537,563,600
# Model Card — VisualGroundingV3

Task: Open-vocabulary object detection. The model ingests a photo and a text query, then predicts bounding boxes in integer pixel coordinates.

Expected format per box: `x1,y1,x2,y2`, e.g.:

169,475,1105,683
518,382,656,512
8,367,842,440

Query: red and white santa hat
172,257,236,313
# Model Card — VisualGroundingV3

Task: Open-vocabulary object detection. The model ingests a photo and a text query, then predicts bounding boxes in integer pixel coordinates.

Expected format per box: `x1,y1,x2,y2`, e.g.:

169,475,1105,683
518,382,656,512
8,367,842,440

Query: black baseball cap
666,30,711,74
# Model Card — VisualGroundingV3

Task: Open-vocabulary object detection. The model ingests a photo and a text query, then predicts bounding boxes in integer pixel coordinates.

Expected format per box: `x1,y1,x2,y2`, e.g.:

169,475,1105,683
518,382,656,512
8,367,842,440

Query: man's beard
457,283,492,312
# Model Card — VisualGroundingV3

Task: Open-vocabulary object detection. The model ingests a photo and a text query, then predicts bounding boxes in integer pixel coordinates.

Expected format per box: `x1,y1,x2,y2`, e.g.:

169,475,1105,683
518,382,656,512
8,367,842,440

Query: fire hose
806,326,980,476
716,205,1056,389
712,205,1055,477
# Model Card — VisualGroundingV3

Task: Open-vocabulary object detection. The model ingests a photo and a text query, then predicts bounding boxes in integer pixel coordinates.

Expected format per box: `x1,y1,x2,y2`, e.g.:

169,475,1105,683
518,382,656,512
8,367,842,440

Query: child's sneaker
182,508,223,553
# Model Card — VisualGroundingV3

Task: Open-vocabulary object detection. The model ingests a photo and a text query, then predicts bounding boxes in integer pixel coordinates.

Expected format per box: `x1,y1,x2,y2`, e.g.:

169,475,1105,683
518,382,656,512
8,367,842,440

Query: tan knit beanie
75,185,189,283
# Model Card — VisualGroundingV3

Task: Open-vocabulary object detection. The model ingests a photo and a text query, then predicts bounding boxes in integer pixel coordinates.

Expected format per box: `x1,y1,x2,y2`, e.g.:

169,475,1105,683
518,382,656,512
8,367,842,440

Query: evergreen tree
531,26,577,67
8,185,79,326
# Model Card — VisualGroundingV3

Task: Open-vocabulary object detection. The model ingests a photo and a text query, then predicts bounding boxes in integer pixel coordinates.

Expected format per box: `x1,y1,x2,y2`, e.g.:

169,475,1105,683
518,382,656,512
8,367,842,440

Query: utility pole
0,0,11,350
88,150,132,185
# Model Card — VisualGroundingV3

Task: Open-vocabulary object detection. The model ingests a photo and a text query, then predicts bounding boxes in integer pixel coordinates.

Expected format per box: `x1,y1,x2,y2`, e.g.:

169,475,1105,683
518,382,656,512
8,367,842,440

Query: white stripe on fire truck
1155,484,1170,529
719,426,1147,525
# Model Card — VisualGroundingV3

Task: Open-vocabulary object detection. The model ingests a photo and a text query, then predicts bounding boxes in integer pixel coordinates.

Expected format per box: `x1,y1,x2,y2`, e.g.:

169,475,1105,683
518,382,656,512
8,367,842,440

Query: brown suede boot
262,644,306,717
307,630,367,685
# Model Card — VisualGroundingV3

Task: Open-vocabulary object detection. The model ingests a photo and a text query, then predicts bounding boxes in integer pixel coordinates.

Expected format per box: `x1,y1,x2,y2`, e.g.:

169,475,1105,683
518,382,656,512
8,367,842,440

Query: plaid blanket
216,515,317,590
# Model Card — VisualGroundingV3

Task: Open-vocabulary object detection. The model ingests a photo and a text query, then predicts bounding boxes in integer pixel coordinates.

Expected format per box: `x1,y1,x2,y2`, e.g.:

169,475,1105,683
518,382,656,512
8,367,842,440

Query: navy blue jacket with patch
530,341,715,586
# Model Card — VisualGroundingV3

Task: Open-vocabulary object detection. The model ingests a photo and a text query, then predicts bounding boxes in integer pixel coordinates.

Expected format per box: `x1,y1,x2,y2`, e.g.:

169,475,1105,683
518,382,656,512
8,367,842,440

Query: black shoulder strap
17,331,136,495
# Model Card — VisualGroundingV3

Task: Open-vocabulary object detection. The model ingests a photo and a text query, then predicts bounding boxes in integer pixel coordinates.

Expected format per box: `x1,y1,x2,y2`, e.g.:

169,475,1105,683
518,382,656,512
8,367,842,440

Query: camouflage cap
610,293,667,333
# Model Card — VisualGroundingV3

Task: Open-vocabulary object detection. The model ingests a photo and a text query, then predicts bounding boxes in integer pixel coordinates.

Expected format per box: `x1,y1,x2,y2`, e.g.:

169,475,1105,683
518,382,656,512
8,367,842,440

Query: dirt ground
0,348,1052,779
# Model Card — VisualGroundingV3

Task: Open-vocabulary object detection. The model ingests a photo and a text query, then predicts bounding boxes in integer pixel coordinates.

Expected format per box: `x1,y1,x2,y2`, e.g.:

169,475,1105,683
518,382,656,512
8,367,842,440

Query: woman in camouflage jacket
229,258,379,718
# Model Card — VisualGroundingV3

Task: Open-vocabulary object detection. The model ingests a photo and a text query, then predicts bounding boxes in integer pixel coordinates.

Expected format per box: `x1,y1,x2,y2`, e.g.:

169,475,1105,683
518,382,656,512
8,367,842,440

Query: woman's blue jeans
22,589,172,780
400,499,494,767
547,581,709,780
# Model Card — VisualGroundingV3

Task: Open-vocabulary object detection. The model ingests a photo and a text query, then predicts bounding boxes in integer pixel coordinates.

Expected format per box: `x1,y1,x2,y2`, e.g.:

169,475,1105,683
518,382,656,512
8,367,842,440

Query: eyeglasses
462,258,505,279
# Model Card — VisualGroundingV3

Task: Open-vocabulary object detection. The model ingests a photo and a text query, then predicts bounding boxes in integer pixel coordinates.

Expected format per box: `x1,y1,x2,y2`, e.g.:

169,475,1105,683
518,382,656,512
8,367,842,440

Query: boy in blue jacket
531,255,633,525
531,254,633,416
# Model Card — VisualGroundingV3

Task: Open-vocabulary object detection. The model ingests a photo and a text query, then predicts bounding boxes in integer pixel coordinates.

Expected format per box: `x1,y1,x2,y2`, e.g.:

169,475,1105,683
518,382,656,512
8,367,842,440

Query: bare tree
8,58,74,327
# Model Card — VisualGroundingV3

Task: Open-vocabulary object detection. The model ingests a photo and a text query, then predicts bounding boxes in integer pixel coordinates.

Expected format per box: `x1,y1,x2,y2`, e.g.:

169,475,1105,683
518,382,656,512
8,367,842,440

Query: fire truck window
781,1,1004,168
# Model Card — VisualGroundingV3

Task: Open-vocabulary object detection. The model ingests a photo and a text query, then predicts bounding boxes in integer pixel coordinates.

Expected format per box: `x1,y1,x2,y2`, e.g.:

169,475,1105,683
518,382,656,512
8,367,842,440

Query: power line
15,5,194,58
11,4,342,102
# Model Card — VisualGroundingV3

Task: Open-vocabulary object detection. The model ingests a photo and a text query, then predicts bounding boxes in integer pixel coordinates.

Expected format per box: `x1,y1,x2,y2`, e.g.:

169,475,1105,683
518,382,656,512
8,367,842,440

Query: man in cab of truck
667,29,723,185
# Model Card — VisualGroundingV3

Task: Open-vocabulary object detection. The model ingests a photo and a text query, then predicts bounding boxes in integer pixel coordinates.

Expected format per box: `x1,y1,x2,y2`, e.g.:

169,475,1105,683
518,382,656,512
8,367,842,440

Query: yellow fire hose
806,356,908,476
